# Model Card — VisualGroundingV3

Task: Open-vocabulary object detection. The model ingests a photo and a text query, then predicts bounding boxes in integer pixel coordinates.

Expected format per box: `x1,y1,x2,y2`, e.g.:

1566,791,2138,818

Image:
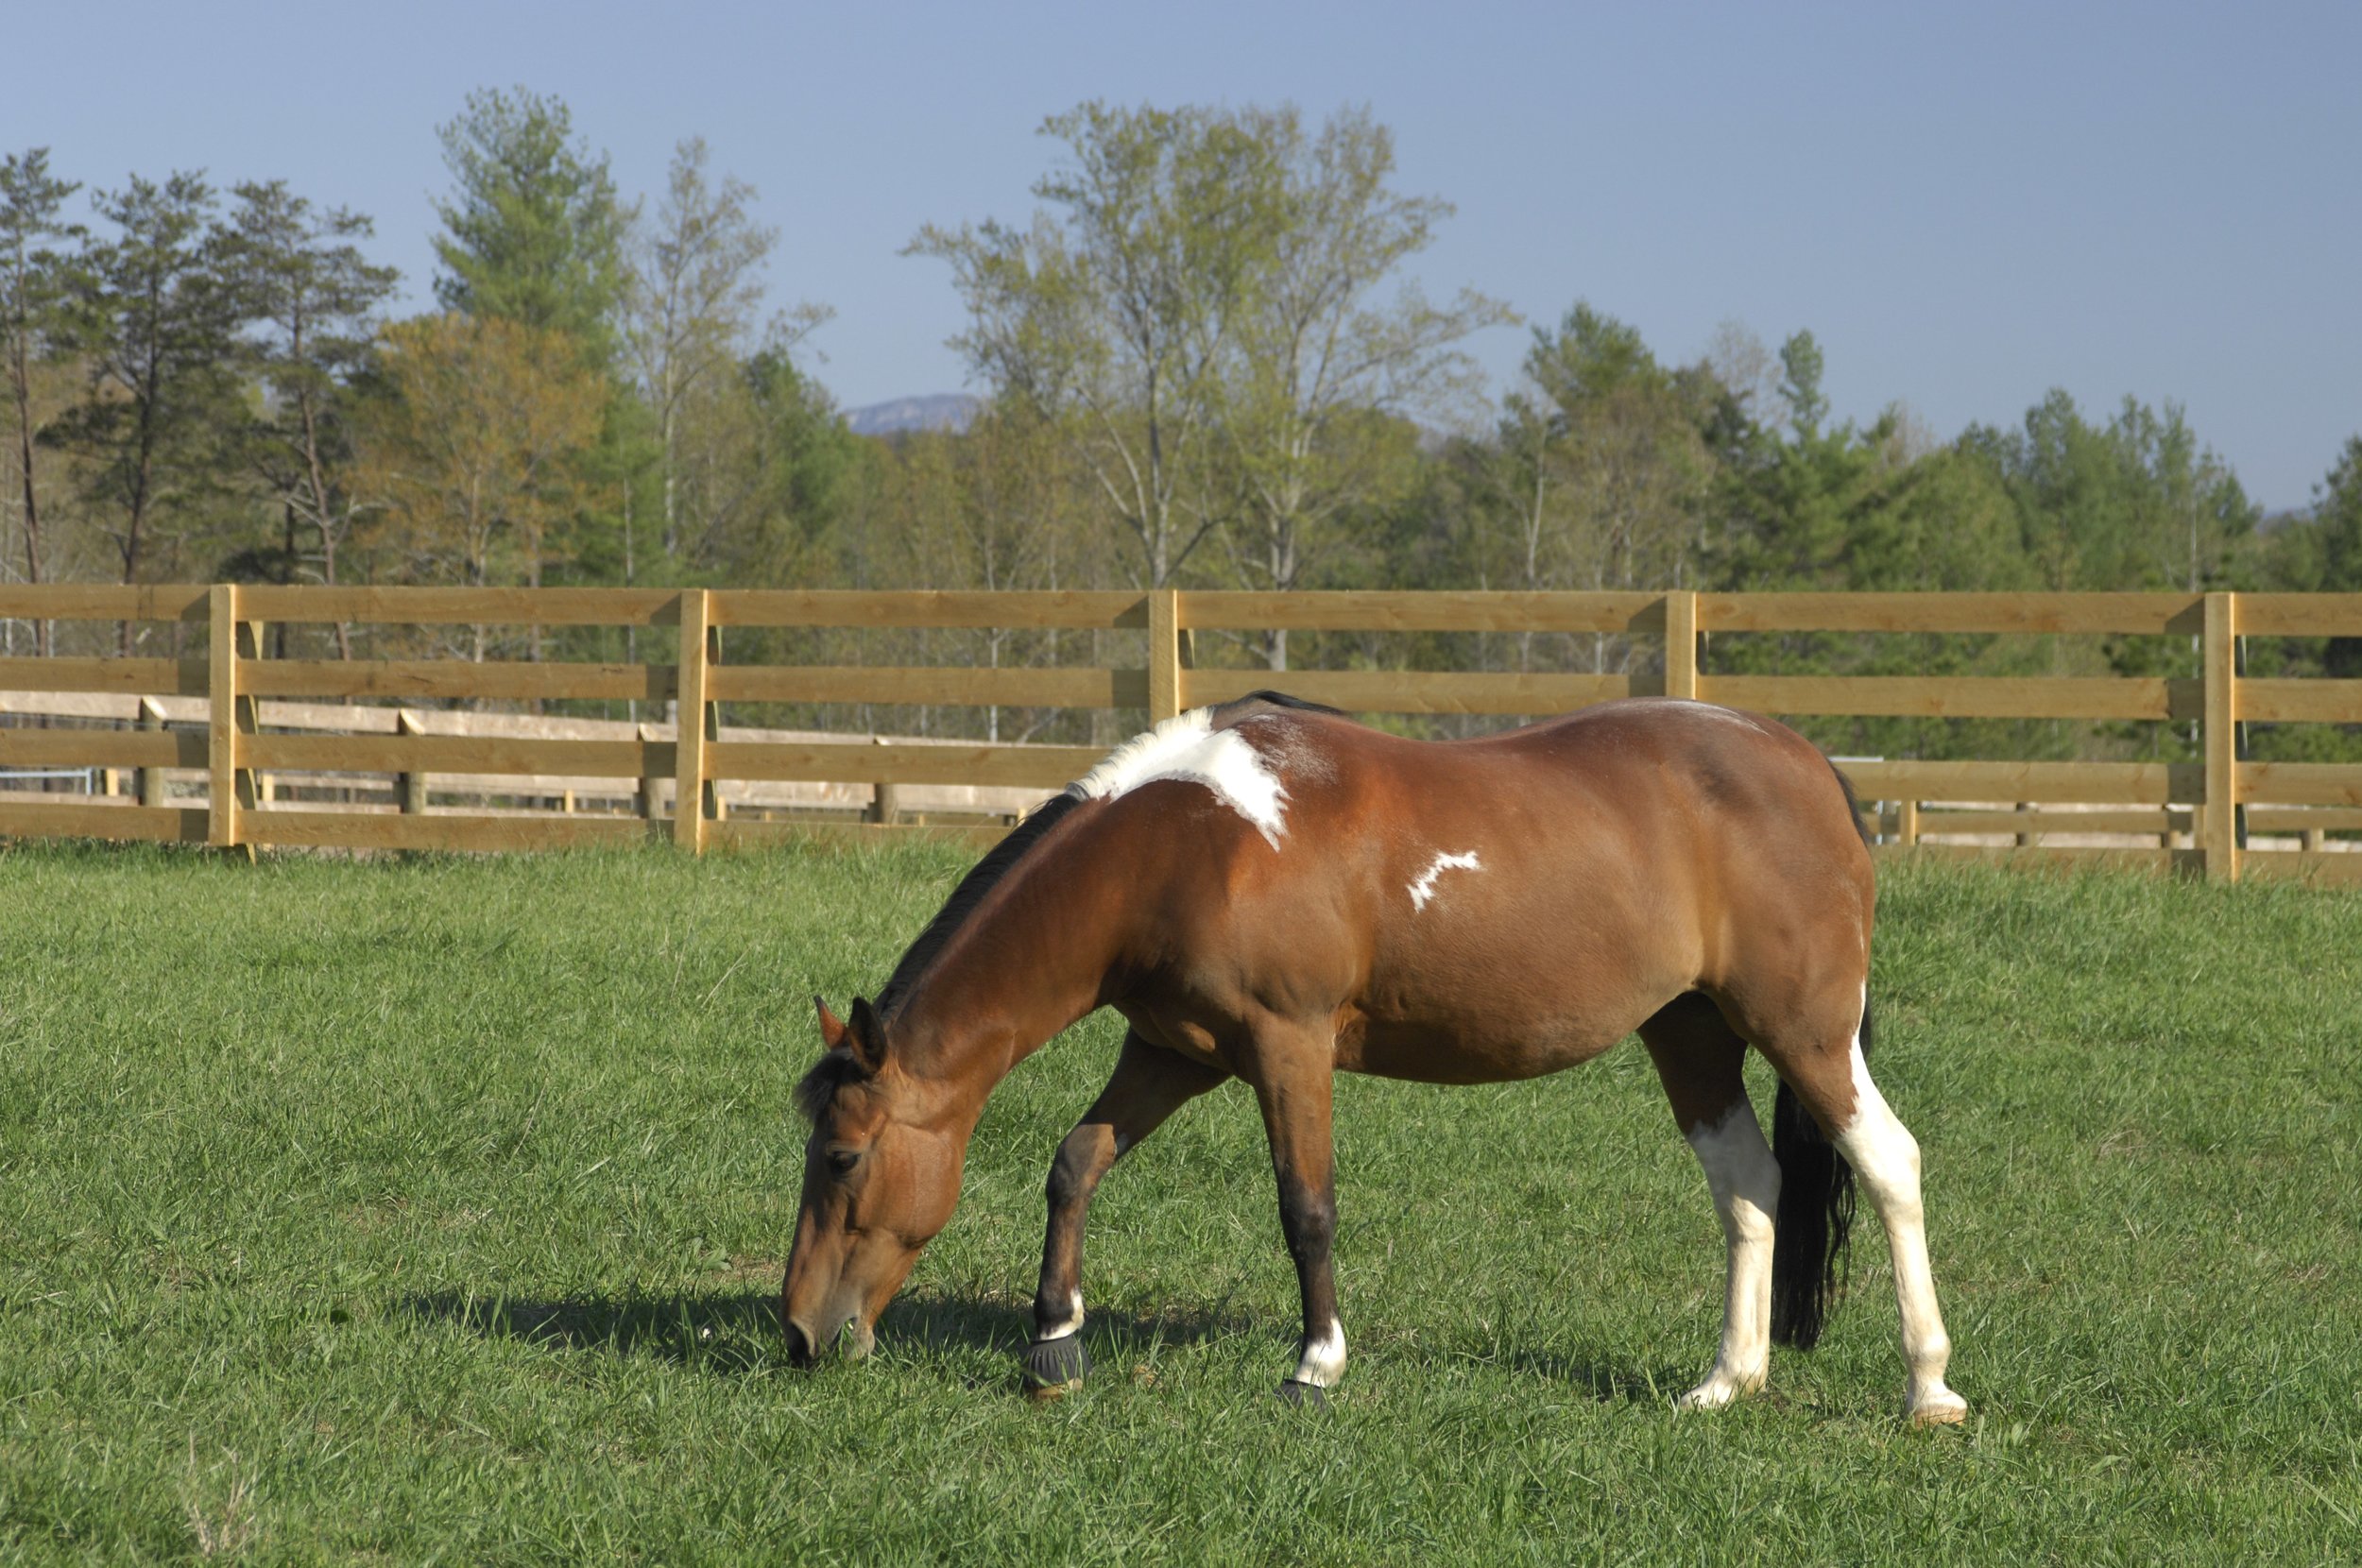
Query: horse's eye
826,1148,862,1178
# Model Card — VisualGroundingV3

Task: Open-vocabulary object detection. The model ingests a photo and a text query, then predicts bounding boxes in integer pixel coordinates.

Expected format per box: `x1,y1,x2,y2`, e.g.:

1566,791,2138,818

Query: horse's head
780,996,967,1366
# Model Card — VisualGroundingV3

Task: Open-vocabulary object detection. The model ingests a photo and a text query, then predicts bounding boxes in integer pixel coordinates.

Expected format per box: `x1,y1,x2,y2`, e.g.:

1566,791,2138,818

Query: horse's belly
1335,1008,1640,1084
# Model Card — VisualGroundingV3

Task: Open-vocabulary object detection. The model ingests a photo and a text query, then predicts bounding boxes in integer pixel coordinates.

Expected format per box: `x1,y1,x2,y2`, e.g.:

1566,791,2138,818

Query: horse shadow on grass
395,1287,1261,1389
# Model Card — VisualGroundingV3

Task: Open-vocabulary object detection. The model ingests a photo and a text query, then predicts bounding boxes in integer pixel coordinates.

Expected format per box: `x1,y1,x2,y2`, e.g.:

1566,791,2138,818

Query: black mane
1225,689,1345,718
873,791,1085,1020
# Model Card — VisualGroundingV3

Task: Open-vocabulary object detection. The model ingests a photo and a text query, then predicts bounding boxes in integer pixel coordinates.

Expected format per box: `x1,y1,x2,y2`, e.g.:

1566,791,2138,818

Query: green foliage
431,87,632,366
50,172,248,596
0,844,2355,1560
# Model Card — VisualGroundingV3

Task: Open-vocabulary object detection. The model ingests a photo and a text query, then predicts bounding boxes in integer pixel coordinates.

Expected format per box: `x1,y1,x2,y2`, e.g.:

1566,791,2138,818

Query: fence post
2201,590,2240,882
206,585,257,849
634,723,659,821
674,588,713,852
1149,588,1182,724
1895,796,1919,846
135,696,166,808
395,709,426,815
1664,590,1699,700
866,737,899,826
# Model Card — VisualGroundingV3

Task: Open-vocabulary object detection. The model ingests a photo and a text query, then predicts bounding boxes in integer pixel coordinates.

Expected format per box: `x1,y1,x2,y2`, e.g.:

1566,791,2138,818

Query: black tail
1770,1022,1860,1350
1772,756,1873,1350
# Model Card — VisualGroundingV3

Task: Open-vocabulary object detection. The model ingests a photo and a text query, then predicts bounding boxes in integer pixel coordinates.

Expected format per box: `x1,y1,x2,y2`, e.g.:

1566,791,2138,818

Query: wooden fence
3,585,2360,883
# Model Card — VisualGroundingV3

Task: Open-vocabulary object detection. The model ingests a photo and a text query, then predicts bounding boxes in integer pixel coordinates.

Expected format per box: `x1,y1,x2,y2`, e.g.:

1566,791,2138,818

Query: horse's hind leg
1640,994,1779,1409
1023,1030,1226,1396
1766,990,1968,1426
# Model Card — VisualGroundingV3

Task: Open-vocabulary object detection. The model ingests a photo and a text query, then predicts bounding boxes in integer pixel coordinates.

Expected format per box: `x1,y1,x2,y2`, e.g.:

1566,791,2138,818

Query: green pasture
1,840,2356,1563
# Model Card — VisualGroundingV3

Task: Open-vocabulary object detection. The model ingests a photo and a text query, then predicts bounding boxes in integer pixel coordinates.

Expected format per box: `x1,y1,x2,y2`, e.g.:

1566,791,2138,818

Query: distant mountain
842,394,980,437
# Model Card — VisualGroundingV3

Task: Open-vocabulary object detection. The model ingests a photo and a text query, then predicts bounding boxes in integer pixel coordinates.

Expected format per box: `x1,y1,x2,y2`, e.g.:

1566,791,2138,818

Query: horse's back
1091,698,1874,1082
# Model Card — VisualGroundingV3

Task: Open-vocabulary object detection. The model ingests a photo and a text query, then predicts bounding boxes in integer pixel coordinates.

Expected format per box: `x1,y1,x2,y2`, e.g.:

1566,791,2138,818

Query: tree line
5,93,2357,759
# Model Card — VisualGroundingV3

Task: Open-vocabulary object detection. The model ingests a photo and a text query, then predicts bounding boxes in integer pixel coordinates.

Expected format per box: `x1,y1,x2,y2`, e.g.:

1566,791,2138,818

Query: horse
780,692,1968,1424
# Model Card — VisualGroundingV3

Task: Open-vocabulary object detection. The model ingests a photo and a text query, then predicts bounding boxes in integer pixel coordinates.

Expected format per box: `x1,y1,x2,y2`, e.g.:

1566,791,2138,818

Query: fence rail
4,586,2360,883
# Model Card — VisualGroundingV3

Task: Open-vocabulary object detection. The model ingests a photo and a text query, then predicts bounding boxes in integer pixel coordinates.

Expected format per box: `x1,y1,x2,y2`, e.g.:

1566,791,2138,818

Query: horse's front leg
1241,1029,1344,1406
1022,1030,1226,1397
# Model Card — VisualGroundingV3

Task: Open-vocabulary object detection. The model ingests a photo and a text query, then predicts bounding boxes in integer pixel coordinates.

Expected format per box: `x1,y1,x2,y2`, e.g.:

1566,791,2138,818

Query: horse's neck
891,809,1128,1112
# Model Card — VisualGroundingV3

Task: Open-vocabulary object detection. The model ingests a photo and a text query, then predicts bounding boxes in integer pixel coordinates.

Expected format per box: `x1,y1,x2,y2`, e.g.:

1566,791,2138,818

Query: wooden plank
1698,592,2204,636
676,589,711,852
2238,762,2362,807
2233,594,2362,637
706,740,1098,789
2238,678,2362,724
210,587,241,848
2247,807,2362,832
241,658,674,702
1663,592,1698,700
234,585,679,625
1840,758,2200,805
0,656,204,695
0,584,210,621
709,588,1148,629
1915,808,2191,836
0,800,207,843
2236,850,2362,887
1176,590,1664,633
1149,589,1182,723
1184,669,1629,714
707,818,1012,853
1700,673,2186,720
1874,842,2184,872
2203,592,2238,881
0,727,198,768
707,663,1144,708
246,733,673,778
244,809,655,852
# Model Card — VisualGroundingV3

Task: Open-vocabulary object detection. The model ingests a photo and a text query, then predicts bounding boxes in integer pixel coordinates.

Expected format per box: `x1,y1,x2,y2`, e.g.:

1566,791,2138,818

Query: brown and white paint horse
782,693,1967,1423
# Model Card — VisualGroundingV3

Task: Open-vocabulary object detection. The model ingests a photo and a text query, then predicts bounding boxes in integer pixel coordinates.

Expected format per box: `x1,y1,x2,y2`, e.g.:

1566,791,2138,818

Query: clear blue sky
9,0,2356,511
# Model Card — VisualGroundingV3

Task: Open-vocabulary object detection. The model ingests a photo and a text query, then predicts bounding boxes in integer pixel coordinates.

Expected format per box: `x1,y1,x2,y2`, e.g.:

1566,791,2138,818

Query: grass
1,838,2357,1564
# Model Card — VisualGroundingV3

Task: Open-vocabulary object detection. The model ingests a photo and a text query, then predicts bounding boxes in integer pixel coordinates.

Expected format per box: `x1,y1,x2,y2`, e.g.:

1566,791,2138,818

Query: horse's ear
814,997,848,1053
845,996,885,1075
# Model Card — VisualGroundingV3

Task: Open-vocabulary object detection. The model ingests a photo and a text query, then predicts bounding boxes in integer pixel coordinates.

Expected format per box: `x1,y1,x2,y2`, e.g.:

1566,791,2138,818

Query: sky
8,0,2357,512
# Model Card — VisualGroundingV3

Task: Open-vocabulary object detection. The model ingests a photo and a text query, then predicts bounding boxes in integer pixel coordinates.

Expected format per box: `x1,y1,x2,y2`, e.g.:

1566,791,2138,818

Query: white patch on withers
1070,707,1290,847
1407,850,1481,911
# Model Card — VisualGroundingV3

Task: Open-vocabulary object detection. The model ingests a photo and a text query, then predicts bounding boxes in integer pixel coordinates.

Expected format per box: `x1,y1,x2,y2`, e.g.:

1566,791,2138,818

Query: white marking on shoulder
1407,850,1481,911
1070,707,1289,847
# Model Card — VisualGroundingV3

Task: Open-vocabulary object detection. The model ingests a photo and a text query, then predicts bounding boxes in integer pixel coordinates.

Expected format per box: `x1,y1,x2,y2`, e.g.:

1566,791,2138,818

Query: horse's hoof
1020,1333,1090,1396
1908,1392,1969,1427
1277,1379,1329,1409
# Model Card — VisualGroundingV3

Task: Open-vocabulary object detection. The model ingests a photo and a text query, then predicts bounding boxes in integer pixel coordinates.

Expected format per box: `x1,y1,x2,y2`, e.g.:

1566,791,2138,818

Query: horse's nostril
783,1320,815,1367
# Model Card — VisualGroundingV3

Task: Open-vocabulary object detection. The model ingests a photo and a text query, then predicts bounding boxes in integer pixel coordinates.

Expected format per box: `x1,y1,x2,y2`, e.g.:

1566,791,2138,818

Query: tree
1211,105,1512,668
1,148,86,645
56,172,245,643
351,313,604,660
433,88,631,362
221,179,400,652
1493,305,1712,669
623,136,827,562
912,101,1274,587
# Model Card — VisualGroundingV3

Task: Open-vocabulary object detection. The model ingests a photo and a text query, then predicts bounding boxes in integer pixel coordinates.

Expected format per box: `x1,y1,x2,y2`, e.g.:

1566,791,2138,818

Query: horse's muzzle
781,1311,875,1368
783,1318,817,1368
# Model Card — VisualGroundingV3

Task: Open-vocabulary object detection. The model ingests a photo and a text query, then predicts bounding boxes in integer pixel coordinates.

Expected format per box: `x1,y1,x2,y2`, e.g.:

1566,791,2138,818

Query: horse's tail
1771,756,1870,1350
1770,1016,1860,1350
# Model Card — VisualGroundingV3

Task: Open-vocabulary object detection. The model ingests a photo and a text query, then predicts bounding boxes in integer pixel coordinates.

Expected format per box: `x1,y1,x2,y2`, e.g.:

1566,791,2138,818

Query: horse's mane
873,791,1084,1021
